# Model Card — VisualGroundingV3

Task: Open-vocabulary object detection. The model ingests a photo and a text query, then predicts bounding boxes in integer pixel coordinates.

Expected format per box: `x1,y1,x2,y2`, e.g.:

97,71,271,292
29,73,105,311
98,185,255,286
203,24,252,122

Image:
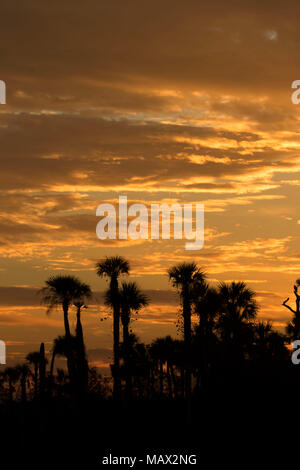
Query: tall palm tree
74,303,89,398
106,281,148,399
73,281,91,399
96,256,130,400
40,275,91,386
168,262,206,413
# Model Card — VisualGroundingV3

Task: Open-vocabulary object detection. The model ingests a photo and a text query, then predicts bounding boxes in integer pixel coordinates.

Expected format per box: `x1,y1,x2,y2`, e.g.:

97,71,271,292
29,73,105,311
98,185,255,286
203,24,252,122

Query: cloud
1,0,300,362
0,286,178,307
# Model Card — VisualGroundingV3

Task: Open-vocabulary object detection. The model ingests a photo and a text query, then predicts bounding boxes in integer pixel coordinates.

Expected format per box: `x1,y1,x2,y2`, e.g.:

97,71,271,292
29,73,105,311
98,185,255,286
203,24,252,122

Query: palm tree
73,281,91,399
122,336,150,399
118,282,148,345
39,342,47,400
193,285,220,389
49,335,77,397
26,351,40,399
49,335,70,379
168,262,206,414
254,321,273,360
149,336,178,399
74,302,89,398
16,364,30,403
2,366,19,402
194,285,220,338
40,275,90,386
217,281,258,360
96,256,130,400
114,281,148,399
254,321,287,362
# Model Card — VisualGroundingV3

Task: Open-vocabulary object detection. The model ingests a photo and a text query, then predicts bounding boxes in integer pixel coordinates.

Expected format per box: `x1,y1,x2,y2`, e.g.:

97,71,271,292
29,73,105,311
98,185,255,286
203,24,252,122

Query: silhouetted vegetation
0,257,298,464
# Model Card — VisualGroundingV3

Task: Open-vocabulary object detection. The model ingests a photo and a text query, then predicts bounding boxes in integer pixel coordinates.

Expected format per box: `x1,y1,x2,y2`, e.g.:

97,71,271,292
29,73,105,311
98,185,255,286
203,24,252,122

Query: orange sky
1,0,300,372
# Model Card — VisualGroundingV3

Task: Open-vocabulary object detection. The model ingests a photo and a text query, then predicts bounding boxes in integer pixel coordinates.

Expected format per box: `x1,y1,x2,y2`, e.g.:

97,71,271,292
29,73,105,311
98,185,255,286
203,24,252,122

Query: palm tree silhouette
217,281,258,362
106,281,148,400
16,364,30,403
96,256,130,400
193,285,220,389
254,321,273,360
254,321,287,361
123,336,150,399
119,282,149,347
49,335,78,398
194,285,220,338
2,366,19,402
26,351,41,400
168,262,206,417
149,336,178,398
50,335,67,379
74,302,89,399
39,342,46,400
41,275,90,388
73,281,91,399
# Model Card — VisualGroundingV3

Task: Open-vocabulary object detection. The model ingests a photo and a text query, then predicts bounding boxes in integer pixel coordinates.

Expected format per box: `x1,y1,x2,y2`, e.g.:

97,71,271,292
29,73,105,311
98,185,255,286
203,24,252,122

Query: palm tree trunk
62,301,75,387
63,300,71,338
39,342,46,401
8,377,13,402
49,349,56,397
167,362,172,399
159,359,164,397
20,375,27,403
34,364,38,400
149,365,155,398
76,306,89,400
111,276,121,400
50,349,56,377
183,288,192,423
180,366,185,398
123,319,132,401
170,364,178,399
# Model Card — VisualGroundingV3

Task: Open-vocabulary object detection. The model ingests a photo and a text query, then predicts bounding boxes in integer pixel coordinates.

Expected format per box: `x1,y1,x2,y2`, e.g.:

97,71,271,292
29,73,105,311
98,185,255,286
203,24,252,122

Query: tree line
0,256,297,404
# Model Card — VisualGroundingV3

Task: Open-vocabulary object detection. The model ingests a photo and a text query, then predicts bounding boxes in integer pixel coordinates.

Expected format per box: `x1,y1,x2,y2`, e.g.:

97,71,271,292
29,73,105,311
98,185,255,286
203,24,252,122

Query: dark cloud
1,0,300,98
0,286,177,307
0,113,291,196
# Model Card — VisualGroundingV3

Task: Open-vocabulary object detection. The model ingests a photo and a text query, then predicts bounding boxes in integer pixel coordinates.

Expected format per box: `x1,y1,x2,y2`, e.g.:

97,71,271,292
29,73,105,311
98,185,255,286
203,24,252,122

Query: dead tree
282,279,300,338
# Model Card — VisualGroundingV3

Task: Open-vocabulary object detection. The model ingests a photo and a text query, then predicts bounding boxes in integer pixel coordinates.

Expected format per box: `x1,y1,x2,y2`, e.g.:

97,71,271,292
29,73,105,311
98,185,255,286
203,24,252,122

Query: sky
1,0,300,372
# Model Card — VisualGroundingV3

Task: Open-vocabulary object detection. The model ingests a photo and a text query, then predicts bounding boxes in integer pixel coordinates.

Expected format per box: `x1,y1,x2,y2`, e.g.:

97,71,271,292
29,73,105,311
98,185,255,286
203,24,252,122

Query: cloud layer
1,0,300,367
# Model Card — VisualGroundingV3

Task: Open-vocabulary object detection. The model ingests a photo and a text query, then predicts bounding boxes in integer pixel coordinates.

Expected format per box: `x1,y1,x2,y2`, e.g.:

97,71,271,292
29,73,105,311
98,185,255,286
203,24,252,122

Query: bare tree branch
282,297,296,314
